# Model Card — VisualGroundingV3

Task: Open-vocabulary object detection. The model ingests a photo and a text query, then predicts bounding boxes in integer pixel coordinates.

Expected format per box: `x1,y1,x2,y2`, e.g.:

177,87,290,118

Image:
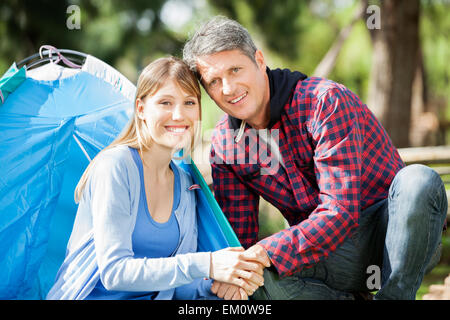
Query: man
183,16,447,300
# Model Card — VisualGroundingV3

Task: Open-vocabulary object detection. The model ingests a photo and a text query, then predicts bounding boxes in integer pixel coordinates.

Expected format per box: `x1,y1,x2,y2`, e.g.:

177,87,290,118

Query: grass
417,264,450,299
416,231,450,299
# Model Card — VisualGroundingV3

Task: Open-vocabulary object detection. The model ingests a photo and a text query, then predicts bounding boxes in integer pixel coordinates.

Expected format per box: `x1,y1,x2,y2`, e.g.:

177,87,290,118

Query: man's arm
258,86,363,277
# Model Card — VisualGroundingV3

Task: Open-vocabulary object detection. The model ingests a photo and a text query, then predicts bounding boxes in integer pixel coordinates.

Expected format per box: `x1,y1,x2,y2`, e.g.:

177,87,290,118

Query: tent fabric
0,63,26,105
0,55,239,299
27,62,81,82
176,157,240,250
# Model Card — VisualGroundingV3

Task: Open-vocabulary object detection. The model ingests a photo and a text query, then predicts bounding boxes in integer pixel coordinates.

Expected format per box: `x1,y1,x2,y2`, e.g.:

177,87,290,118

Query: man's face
196,49,270,128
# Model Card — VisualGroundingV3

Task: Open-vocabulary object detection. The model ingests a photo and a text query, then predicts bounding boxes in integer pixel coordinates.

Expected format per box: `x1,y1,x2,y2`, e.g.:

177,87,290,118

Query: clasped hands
209,244,271,300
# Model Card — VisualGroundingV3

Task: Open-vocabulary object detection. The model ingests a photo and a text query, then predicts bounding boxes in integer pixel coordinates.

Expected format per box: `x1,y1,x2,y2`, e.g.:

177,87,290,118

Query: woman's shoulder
93,145,134,167
89,145,138,180
97,144,132,160
83,145,139,200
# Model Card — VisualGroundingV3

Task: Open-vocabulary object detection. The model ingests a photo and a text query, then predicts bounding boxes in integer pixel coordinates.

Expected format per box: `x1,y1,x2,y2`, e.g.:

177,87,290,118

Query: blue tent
0,49,239,299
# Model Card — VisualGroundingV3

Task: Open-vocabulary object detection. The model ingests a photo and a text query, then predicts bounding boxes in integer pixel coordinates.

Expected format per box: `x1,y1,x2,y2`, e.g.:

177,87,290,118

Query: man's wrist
252,243,272,267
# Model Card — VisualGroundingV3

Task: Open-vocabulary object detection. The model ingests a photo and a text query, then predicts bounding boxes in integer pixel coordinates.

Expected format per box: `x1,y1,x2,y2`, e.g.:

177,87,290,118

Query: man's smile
228,92,248,104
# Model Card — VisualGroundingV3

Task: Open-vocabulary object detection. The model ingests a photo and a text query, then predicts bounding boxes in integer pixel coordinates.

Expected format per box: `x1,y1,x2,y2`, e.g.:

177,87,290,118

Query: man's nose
222,78,234,96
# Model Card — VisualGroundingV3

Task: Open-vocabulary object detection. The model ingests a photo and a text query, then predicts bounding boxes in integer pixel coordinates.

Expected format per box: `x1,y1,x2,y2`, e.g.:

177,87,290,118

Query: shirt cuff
188,251,211,279
257,237,283,275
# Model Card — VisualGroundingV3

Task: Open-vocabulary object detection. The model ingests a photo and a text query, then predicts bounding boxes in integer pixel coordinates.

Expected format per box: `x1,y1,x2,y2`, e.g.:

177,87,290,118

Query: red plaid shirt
210,76,404,277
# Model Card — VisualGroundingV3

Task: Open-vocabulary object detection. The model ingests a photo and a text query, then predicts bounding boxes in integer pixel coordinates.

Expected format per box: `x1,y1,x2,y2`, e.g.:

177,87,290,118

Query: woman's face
137,79,200,152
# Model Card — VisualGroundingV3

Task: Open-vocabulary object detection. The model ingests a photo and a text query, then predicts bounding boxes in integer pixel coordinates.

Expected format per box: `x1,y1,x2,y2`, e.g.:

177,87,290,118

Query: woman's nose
172,104,184,120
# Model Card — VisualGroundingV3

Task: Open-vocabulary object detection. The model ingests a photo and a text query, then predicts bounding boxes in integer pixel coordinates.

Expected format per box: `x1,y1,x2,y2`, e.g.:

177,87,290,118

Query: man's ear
254,49,266,71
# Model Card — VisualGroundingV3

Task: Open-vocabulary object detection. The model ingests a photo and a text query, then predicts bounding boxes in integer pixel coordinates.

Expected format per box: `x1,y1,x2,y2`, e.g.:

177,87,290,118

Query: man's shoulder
295,76,346,99
211,114,234,143
214,113,231,130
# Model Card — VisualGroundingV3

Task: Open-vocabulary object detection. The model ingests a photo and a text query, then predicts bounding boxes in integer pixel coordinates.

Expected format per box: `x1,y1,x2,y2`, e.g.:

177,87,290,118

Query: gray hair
182,16,258,75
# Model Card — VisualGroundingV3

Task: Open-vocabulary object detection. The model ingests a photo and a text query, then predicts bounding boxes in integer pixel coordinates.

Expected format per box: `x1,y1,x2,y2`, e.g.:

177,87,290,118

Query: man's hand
210,247,264,295
241,244,271,269
211,281,248,300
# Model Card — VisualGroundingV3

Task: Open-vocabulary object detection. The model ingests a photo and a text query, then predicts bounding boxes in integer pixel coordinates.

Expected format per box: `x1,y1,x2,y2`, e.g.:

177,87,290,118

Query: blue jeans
252,164,448,300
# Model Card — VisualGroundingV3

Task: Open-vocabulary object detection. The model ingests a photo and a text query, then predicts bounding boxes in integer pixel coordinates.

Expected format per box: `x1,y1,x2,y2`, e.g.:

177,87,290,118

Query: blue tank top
85,147,180,300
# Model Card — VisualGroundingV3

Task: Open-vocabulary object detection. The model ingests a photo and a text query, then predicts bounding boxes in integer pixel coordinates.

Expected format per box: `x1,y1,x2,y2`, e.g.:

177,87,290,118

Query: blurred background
0,0,449,299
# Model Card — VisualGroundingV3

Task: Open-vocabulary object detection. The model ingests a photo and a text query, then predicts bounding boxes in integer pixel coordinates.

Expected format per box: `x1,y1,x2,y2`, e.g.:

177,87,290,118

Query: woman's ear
136,98,145,120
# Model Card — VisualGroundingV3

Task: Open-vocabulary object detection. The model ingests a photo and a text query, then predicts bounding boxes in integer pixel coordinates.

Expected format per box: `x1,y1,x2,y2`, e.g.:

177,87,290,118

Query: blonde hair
74,56,201,203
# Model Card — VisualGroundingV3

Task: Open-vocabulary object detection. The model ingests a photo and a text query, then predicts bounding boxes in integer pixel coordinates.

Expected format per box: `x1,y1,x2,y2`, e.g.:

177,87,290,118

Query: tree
367,0,420,148
207,0,307,61
0,0,184,80
312,0,368,78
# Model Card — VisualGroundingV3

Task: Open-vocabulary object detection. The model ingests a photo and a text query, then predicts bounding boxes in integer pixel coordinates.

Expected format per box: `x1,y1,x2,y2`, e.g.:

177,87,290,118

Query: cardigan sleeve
87,151,211,292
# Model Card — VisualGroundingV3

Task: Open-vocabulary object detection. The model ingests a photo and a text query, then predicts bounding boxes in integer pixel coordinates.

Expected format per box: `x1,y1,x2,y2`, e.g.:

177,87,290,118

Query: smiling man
194,49,270,130
183,16,447,300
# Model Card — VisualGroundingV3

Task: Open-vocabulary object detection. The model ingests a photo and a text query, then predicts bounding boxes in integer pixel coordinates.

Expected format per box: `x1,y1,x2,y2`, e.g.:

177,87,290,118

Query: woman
46,57,265,300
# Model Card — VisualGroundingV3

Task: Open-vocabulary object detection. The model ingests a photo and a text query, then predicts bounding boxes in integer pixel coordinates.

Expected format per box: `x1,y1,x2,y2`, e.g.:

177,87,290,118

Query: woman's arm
88,154,210,292
88,153,264,293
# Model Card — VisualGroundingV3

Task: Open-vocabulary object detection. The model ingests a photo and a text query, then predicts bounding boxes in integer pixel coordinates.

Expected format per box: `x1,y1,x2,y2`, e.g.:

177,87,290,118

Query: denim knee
390,164,447,214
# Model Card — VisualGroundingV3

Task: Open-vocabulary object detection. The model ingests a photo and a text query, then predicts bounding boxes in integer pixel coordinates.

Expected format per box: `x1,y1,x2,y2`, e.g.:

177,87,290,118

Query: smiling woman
136,79,199,154
73,56,202,203
46,56,266,300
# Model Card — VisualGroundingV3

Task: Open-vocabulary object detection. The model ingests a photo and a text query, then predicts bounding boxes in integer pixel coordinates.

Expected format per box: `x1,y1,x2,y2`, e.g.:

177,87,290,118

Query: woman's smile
164,125,189,135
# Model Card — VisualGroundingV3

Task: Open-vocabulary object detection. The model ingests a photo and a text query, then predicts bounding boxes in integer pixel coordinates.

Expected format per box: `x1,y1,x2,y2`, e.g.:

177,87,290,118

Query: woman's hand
209,247,264,295
211,281,248,300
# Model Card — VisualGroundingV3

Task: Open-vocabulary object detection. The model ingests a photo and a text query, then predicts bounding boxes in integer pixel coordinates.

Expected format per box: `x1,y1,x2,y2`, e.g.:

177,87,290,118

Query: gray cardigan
46,145,211,300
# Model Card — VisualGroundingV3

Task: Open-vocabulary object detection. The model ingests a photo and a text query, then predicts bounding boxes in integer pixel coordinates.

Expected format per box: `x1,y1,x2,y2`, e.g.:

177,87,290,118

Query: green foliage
0,0,184,80
421,0,450,117
1,0,447,120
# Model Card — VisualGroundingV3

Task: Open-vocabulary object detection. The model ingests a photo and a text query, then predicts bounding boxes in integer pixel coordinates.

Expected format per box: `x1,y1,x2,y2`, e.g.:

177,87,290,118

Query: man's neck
247,106,270,130
247,73,271,130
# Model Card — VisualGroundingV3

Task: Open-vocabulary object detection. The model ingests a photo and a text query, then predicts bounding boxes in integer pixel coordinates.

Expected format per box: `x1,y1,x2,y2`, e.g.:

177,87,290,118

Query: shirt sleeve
88,154,211,292
258,87,362,277
210,141,260,249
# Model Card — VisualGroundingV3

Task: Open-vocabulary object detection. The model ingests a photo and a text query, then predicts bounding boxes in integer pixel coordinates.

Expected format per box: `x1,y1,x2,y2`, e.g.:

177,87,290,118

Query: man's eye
232,67,240,73
209,79,218,87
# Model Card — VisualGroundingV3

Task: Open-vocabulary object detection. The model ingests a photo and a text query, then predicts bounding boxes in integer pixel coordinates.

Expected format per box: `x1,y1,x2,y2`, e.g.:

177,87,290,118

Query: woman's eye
160,101,171,106
209,79,217,87
185,100,196,106
232,67,240,73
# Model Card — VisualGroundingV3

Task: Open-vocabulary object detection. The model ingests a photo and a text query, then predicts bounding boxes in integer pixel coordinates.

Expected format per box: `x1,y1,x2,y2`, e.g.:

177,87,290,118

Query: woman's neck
139,145,173,182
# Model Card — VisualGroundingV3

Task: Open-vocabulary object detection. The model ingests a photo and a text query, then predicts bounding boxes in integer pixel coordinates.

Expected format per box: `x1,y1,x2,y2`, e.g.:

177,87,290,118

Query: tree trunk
409,47,440,147
367,0,420,148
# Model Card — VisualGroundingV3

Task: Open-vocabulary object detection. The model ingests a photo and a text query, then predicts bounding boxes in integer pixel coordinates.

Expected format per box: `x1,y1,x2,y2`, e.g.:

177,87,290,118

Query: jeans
252,164,448,300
